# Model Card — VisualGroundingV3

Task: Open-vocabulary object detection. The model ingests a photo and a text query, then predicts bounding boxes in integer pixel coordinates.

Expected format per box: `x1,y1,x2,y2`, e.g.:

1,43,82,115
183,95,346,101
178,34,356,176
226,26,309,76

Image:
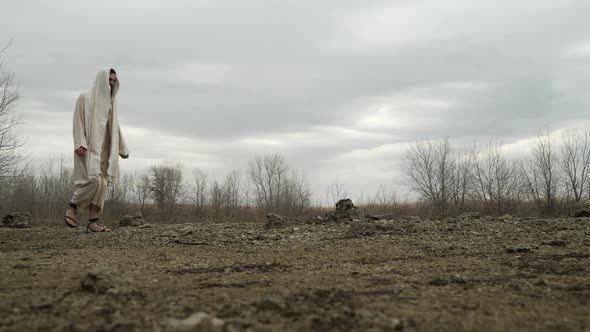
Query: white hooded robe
70,68,129,212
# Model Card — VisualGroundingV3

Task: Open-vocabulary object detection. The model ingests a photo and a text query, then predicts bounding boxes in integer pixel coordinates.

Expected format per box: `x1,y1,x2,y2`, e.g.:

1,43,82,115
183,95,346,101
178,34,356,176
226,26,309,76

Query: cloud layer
2,0,590,203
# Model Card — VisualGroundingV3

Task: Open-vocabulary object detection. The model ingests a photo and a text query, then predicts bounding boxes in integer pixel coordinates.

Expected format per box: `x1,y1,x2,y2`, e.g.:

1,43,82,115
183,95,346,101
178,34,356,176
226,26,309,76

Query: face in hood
92,67,120,100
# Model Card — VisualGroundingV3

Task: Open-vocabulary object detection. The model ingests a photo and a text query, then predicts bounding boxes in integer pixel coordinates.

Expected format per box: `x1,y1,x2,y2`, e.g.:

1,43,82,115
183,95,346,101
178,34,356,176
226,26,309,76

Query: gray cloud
2,0,590,202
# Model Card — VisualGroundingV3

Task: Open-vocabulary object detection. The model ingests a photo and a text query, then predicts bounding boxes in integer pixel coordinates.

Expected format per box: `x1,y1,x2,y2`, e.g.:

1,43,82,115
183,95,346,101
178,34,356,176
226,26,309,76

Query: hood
91,67,119,101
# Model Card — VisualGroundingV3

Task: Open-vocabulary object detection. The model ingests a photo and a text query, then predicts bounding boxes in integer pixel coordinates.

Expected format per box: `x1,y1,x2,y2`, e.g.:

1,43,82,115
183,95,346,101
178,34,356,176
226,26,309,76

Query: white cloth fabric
71,68,129,211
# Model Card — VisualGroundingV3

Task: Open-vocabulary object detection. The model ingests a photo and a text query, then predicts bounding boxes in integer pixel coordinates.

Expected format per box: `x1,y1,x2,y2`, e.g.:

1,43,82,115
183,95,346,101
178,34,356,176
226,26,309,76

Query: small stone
345,222,377,238
430,274,466,286
256,294,287,311
430,277,450,286
119,212,144,227
266,213,289,227
406,215,422,222
80,269,133,295
505,244,537,253
450,274,467,284
366,214,396,221
179,225,197,236
542,239,566,246
166,312,224,332
391,318,403,330
457,212,480,220
161,230,178,238
354,308,374,319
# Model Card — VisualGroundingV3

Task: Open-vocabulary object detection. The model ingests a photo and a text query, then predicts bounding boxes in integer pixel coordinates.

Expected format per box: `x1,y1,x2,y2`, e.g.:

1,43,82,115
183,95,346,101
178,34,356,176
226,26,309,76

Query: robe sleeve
73,95,88,150
119,125,130,157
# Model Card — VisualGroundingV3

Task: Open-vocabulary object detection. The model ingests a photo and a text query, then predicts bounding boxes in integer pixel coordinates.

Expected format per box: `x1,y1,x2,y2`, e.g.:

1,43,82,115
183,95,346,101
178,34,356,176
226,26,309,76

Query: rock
405,215,422,222
430,274,466,286
161,230,179,238
345,222,378,238
266,213,289,227
80,269,133,295
570,199,590,218
1,212,32,228
335,198,357,213
256,294,287,311
542,239,566,246
366,214,395,221
390,318,404,330
498,214,513,221
179,225,198,236
458,211,480,220
166,312,224,332
119,212,144,227
354,308,374,319
505,244,538,253
324,199,360,222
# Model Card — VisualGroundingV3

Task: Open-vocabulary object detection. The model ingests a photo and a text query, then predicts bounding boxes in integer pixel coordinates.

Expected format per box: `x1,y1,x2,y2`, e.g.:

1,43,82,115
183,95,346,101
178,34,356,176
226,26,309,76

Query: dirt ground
1,215,589,332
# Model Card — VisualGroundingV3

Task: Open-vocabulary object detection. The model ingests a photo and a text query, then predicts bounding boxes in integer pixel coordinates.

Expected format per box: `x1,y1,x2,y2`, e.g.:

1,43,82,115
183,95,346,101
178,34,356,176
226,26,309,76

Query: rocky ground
1,213,589,331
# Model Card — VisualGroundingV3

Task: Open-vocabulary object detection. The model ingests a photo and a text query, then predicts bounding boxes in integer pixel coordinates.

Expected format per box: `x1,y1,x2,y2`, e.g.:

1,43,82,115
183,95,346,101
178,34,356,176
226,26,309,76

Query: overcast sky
2,0,590,204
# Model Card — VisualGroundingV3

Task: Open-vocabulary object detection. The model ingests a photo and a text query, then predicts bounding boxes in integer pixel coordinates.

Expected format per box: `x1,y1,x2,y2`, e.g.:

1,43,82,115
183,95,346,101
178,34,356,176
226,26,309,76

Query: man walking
64,68,129,232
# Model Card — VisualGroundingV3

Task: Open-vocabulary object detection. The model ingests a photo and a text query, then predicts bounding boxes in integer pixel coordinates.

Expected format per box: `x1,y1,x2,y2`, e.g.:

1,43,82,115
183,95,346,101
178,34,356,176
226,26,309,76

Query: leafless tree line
248,153,312,215
0,153,314,222
0,60,24,183
2,129,589,222
402,128,590,216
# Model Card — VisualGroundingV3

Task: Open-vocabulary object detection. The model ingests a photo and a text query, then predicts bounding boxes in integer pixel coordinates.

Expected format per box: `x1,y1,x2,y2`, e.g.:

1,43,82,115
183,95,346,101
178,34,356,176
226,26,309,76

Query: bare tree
0,60,24,181
560,129,590,202
130,170,151,212
1,155,73,221
369,184,398,207
5,165,36,215
470,139,519,212
248,153,311,215
149,161,184,214
221,170,248,219
190,168,208,217
402,138,454,215
248,153,288,212
106,171,132,217
450,150,471,211
36,156,72,219
286,170,312,214
277,169,312,215
525,129,561,214
209,176,223,219
326,178,350,205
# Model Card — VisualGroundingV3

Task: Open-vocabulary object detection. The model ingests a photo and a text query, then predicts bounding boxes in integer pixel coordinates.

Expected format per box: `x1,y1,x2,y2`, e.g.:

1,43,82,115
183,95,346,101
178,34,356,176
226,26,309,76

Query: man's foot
86,218,108,233
64,204,78,228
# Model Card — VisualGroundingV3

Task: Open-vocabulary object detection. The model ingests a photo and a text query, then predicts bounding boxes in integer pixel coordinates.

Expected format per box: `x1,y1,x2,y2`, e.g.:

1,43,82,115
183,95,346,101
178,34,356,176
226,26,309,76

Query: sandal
64,202,78,228
86,218,108,233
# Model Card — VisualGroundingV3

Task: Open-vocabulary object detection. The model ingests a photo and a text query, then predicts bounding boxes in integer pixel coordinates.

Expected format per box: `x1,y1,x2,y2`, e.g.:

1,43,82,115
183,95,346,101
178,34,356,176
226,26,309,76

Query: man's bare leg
87,204,105,232
88,204,99,219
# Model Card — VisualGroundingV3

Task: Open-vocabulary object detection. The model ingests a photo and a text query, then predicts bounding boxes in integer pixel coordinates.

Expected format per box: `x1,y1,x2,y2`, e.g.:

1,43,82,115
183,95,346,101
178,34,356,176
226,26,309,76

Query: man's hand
75,147,87,157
